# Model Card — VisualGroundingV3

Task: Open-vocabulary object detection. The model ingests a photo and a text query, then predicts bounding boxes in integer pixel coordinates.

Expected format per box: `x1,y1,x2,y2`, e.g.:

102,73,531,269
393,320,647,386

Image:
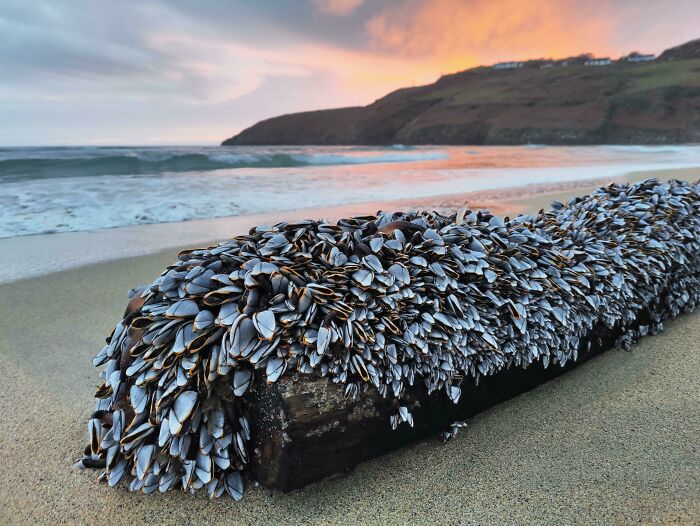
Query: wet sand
0,168,699,525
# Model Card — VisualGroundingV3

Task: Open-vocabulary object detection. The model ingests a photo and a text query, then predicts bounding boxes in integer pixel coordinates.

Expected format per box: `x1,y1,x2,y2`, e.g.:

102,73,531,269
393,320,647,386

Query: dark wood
246,322,625,492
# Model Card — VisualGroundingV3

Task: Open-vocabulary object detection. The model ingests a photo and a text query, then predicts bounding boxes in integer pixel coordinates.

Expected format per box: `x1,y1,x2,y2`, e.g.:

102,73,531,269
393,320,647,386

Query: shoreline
2,165,698,285
0,167,698,524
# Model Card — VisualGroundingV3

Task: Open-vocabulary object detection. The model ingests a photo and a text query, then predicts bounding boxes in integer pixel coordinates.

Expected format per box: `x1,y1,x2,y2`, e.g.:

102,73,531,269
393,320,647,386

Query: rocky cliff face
223,40,700,146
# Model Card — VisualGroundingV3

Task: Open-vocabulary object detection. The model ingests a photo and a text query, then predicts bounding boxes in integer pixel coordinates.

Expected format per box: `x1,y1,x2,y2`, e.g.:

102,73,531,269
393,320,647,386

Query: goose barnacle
80,178,700,498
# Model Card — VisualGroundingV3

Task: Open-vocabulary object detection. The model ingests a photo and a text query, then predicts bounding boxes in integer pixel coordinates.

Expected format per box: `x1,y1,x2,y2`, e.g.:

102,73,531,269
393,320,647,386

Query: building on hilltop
624,52,656,63
491,61,523,70
562,53,594,66
585,58,612,66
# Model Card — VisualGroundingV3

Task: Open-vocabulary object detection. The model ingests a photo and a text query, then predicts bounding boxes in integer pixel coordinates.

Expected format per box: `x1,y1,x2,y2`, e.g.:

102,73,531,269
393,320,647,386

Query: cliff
223,39,700,146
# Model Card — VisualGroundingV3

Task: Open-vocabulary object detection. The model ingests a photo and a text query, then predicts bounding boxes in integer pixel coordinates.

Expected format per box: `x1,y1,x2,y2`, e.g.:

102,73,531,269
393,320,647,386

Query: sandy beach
1,167,699,525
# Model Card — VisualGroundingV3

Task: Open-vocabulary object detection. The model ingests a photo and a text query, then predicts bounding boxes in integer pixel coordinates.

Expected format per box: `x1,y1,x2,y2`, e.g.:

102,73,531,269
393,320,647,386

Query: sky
1,0,698,146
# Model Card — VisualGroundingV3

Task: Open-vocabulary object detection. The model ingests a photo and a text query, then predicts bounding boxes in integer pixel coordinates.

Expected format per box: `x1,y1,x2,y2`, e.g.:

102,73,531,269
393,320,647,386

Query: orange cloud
366,0,614,71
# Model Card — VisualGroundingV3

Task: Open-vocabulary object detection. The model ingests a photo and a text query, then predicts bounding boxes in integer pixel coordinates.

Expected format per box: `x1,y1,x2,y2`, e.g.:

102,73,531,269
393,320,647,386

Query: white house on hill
585,58,612,66
492,61,523,70
626,54,656,62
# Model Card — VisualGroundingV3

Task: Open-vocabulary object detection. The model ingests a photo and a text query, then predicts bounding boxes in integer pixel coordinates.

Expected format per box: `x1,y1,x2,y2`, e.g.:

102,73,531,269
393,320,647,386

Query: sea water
1,144,699,238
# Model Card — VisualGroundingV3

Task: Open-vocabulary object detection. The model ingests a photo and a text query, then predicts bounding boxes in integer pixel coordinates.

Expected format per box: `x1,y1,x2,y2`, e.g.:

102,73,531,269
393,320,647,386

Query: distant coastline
223,38,700,147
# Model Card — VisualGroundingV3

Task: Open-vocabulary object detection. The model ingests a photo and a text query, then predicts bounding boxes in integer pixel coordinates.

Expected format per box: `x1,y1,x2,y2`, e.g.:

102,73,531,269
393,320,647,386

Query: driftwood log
247,322,624,492
80,179,698,499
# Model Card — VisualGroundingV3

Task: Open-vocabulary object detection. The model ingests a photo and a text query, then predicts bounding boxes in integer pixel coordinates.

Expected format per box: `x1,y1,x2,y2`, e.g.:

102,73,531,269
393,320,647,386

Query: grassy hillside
223,40,700,146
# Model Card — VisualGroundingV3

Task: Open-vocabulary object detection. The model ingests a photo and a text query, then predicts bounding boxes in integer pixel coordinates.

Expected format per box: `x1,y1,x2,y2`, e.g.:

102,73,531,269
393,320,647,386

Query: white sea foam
1,144,699,239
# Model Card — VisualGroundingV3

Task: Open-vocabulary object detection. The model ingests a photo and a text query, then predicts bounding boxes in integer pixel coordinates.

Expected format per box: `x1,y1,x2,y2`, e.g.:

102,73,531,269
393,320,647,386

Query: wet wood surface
246,321,624,492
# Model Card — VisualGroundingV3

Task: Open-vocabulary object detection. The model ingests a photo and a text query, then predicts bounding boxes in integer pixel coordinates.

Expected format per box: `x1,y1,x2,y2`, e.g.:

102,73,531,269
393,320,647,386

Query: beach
1,167,699,525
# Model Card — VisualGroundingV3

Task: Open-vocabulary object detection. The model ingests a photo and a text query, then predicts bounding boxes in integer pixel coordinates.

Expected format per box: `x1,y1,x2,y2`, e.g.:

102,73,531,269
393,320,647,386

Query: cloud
0,1,158,82
0,1,312,104
144,33,311,103
311,0,364,16
365,0,613,65
1,0,698,145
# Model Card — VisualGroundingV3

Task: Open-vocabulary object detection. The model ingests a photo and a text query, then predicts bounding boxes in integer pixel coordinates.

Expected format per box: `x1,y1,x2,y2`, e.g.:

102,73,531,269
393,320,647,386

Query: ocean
1,144,700,238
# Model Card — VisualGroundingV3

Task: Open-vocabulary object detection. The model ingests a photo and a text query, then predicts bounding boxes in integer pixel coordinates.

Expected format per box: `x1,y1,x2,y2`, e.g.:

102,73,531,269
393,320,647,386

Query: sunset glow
1,0,698,145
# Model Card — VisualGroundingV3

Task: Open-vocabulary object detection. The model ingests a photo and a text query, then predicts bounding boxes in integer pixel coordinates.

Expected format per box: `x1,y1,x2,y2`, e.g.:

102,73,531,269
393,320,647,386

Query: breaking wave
2,144,699,239
0,149,447,182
